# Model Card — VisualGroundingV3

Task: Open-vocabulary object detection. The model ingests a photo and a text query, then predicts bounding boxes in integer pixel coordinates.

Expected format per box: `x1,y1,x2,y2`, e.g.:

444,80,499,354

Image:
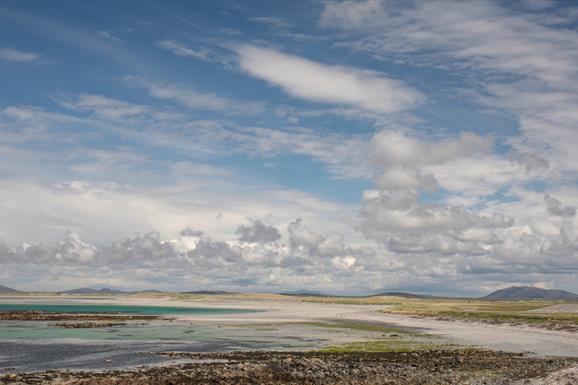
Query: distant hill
181,290,231,295
370,291,432,299
60,287,125,295
0,284,19,292
97,288,126,294
483,286,578,300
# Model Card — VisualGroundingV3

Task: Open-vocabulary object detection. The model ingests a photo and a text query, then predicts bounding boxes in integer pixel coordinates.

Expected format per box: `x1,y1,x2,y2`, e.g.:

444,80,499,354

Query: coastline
2,294,578,384
2,294,578,357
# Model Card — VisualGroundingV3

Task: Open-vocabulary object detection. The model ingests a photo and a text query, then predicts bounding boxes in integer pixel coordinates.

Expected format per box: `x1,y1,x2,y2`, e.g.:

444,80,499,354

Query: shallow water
0,316,328,372
0,302,294,372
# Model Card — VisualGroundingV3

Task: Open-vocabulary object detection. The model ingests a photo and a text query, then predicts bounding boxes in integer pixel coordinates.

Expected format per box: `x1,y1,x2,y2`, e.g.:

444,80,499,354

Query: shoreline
2,294,578,357
2,294,578,383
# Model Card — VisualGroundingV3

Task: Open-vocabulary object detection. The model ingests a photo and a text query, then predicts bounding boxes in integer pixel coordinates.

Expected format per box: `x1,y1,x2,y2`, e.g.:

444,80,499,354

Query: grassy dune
301,295,578,329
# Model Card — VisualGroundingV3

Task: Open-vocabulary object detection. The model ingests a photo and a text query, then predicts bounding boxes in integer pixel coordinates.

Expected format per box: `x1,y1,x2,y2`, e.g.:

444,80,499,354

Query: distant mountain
97,288,126,294
483,286,578,300
181,290,231,295
279,290,329,297
0,284,19,292
60,287,125,295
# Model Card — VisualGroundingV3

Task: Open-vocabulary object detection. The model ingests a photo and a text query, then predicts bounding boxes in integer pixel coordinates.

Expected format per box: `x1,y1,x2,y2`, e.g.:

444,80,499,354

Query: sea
0,301,320,373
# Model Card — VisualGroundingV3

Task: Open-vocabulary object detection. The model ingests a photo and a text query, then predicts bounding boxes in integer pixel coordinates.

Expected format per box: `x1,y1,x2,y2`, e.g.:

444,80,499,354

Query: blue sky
1,1,577,295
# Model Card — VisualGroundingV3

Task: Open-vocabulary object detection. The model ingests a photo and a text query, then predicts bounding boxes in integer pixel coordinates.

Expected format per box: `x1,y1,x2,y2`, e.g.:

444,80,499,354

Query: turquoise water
0,321,306,344
0,321,322,372
0,303,256,315
0,302,322,372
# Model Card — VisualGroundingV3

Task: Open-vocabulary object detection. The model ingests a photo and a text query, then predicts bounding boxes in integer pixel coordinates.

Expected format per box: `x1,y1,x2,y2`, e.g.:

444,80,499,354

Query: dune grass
299,295,578,328
318,339,467,353
381,299,578,327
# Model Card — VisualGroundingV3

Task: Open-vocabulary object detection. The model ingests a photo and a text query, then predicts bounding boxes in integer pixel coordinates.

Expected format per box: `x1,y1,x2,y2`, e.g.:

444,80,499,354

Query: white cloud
425,155,530,197
331,255,356,270
320,0,386,29
124,77,264,115
316,2,578,294
0,100,372,182
250,16,292,29
0,48,41,63
371,130,493,194
97,30,120,41
228,126,373,180
375,166,438,193
372,130,493,167
0,179,355,247
157,40,232,68
545,194,577,217
171,161,231,177
3,1,578,295
55,94,151,120
236,45,422,114
236,219,281,244
325,0,578,184
158,40,208,60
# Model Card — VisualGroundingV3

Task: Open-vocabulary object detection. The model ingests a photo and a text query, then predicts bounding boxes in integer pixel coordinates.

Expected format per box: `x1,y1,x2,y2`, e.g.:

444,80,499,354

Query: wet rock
0,349,575,385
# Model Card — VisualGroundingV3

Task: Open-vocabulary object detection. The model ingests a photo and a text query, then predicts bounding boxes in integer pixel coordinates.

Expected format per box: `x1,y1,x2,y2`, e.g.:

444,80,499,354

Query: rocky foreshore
0,311,159,322
1,350,576,385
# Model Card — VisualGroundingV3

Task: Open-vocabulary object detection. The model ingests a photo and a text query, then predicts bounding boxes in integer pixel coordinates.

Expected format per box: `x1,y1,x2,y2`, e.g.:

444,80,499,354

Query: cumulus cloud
372,131,493,167
236,45,422,114
288,218,325,254
331,255,356,270
0,217,368,292
375,166,438,193
3,209,573,295
371,130,493,194
545,194,577,217
236,219,281,244
358,127,526,267
359,189,511,239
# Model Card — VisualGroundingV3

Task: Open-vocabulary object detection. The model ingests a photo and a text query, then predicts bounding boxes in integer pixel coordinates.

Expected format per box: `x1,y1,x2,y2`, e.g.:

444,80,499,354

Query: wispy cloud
236,45,423,114
319,0,387,29
157,39,233,68
124,76,264,115
0,48,41,63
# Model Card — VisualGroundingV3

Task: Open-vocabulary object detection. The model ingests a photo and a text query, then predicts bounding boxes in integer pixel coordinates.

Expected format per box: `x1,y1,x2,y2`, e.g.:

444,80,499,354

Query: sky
1,0,577,296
